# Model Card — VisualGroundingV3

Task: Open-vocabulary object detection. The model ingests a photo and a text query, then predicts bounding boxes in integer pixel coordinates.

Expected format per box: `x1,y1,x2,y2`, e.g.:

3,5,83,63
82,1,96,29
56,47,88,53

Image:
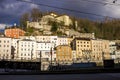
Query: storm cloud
0,0,120,25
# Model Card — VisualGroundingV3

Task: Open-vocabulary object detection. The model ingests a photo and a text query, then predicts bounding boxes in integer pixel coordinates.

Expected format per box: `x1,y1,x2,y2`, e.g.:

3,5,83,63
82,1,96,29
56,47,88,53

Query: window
54,38,57,40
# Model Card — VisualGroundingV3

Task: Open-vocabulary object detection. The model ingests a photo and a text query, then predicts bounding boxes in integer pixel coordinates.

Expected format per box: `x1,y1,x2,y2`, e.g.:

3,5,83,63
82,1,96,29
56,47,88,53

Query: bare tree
31,8,43,22
20,12,30,30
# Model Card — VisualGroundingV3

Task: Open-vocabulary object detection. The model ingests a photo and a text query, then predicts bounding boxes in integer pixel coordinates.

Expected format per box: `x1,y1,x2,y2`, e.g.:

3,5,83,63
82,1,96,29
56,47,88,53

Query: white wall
0,37,11,60
36,42,56,61
11,38,20,59
18,40,36,60
57,37,68,46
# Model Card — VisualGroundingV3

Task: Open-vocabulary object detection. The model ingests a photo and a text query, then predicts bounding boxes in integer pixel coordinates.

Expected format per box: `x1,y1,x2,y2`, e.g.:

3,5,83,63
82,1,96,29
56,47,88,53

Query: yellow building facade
102,40,110,60
71,38,92,62
56,45,73,64
91,39,103,63
67,37,74,46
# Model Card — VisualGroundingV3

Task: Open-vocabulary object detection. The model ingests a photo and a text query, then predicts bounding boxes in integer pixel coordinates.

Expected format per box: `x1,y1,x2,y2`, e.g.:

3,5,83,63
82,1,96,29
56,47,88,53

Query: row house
109,41,117,59
71,38,110,63
114,50,120,63
91,39,103,63
102,40,110,59
57,36,68,45
11,38,20,60
34,36,58,47
0,36,111,65
36,42,56,62
0,37,11,60
71,38,91,62
20,36,74,47
18,39,37,60
20,36,36,41
56,45,73,64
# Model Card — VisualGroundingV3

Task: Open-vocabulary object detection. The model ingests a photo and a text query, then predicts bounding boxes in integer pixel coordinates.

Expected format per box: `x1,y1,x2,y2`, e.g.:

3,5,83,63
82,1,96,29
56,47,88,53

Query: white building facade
18,39,37,60
11,38,20,60
0,37,11,60
36,42,56,62
57,37,68,46
91,39,103,63
115,50,120,63
109,41,117,59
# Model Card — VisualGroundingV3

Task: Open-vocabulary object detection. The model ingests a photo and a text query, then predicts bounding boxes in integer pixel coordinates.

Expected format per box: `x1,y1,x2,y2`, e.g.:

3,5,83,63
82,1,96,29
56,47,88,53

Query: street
0,73,120,80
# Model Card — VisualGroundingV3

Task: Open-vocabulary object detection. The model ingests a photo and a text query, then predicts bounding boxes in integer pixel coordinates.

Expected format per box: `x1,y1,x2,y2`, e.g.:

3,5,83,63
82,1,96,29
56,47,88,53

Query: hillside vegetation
76,18,120,40
20,8,120,40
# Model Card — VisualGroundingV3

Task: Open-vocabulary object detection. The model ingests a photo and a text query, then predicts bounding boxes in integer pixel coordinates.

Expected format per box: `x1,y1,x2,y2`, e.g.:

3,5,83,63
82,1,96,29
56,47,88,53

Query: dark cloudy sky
0,0,120,26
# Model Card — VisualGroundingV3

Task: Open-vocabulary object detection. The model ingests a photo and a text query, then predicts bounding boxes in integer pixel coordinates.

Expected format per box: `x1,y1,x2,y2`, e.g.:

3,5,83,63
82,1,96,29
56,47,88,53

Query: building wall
102,40,110,59
67,37,74,46
75,39,91,62
0,37,11,60
27,21,43,29
5,28,25,38
35,36,58,47
58,37,68,45
115,50,120,63
35,36,51,42
72,50,76,62
109,41,117,59
36,50,56,62
18,40,36,60
91,39,103,62
20,36,36,41
36,42,56,62
50,36,58,47
56,45,72,64
11,38,20,60
56,15,73,26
